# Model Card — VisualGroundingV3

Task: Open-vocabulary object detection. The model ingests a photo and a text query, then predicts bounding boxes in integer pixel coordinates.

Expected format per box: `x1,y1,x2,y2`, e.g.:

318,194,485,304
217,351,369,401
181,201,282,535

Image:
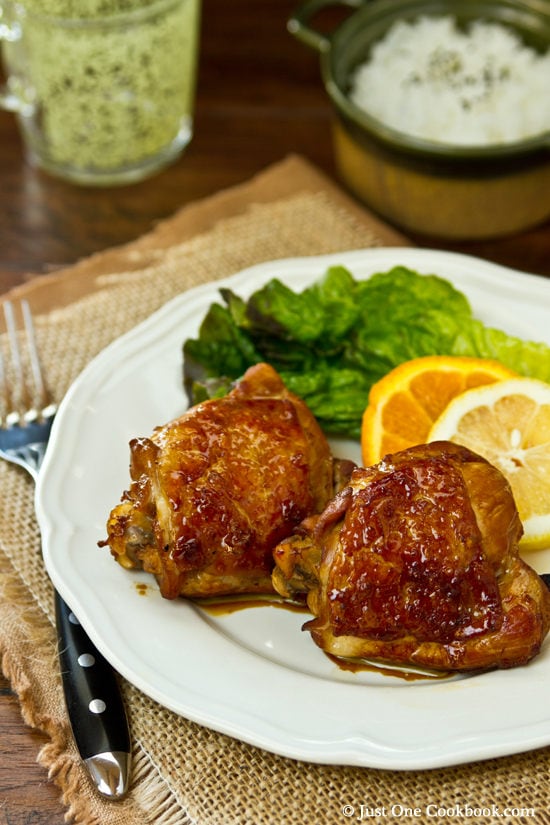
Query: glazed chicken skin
273,441,550,672
101,363,339,599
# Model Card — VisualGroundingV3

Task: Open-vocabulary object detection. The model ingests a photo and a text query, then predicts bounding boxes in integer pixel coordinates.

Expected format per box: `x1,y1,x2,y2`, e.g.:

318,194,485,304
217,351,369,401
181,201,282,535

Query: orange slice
429,377,550,551
361,355,517,466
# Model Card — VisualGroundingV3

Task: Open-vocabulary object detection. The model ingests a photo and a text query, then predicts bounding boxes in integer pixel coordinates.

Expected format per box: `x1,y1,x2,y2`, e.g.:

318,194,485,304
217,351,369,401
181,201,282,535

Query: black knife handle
55,591,131,761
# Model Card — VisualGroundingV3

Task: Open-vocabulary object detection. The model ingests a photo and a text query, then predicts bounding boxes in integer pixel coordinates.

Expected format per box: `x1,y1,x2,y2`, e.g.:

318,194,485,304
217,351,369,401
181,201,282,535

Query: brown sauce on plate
325,653,450,682
195,596,450,681
195,596,310,616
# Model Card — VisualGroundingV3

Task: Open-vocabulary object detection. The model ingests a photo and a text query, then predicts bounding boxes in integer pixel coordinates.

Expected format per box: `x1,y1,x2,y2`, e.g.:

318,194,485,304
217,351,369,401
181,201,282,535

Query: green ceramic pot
289,0,550,239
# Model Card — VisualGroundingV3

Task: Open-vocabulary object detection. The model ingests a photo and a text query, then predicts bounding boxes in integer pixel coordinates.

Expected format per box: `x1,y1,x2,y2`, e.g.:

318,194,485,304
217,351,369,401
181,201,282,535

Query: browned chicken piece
273,441,550,672
100,362,344,599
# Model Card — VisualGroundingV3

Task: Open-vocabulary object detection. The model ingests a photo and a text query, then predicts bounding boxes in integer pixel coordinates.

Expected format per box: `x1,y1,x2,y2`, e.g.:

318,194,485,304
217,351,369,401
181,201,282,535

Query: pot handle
288,0,364,52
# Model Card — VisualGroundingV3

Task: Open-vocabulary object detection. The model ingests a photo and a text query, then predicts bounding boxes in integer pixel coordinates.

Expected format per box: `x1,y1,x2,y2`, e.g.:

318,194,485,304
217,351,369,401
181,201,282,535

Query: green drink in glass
0,0,201,185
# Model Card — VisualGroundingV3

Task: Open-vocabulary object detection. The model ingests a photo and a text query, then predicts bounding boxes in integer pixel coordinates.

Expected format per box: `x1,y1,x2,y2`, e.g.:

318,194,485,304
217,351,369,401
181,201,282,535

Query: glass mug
0,0,200,185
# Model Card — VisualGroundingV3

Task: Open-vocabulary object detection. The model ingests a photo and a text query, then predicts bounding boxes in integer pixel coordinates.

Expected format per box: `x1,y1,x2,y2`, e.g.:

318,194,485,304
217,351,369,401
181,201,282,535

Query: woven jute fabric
1,156,549,825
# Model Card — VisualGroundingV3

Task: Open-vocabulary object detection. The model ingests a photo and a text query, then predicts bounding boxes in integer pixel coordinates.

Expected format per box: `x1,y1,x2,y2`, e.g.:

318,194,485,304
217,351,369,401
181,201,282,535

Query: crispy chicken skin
273,441,550,671
100,363,341,599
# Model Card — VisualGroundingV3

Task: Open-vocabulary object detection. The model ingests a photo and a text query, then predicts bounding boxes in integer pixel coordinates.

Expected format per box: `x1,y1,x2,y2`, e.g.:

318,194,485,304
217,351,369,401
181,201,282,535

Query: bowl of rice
289,0,550,239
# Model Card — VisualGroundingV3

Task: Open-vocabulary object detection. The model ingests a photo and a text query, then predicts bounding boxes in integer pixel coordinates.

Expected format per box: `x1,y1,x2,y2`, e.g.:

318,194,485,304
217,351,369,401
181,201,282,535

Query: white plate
36,248,550,770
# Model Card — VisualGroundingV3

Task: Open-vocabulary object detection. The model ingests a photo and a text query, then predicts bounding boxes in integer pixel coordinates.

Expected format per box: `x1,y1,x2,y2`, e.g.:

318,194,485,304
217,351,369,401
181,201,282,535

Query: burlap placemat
1,155,549,825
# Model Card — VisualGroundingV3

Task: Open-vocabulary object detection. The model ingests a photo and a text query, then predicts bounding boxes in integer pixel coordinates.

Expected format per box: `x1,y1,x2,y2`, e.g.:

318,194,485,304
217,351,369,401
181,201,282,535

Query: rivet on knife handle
55,591,131,798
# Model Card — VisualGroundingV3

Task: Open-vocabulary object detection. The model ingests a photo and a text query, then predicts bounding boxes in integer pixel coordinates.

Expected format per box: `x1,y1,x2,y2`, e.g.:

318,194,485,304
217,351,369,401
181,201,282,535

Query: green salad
183,265,550,439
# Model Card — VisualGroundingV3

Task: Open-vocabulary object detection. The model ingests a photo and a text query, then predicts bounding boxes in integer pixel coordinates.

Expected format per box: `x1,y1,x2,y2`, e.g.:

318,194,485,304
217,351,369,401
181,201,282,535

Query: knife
55,592,131,798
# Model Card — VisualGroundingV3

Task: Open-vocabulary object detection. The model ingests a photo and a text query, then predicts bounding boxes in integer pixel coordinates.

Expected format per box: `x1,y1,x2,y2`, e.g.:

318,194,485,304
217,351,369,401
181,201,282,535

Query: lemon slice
361,355,517,466
428,378,550,551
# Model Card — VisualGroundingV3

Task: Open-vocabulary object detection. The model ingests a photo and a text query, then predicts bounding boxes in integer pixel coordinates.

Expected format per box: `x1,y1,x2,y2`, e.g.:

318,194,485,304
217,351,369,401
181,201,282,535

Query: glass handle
0,14,23,112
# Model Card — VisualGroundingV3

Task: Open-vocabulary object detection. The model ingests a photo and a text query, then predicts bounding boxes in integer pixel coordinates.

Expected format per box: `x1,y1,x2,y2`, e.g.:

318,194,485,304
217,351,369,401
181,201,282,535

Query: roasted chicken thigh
273,441,550,671
101,363,340,599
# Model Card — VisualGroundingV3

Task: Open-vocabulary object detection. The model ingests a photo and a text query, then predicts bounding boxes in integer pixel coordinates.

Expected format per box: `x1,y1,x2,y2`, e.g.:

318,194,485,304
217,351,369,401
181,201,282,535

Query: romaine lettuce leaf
183,265,550,438
450,321,550,382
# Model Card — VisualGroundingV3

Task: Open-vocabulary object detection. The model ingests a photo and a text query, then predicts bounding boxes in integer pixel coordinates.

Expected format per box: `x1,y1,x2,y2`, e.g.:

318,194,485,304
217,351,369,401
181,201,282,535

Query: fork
0,299,131,799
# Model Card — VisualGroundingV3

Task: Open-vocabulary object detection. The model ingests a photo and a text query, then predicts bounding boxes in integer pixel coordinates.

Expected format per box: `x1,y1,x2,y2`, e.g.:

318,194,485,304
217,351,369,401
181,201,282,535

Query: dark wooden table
1,1,549,821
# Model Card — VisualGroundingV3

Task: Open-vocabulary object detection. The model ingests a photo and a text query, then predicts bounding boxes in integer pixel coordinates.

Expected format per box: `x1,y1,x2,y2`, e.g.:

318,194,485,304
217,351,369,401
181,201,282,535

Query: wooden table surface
1,1,549,821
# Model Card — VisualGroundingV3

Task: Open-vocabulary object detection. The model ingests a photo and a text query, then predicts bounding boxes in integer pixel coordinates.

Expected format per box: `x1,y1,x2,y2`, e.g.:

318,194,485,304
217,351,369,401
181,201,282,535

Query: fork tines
0,300,57,428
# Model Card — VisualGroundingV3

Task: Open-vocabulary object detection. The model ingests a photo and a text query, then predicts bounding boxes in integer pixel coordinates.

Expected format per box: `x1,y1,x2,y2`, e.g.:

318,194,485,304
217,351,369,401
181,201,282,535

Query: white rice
349,16,550,146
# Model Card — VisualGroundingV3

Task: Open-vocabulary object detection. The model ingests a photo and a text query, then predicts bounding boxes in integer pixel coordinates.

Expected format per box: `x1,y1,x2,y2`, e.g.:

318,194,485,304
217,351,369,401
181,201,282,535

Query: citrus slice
428,377,550,551
361,355,517,466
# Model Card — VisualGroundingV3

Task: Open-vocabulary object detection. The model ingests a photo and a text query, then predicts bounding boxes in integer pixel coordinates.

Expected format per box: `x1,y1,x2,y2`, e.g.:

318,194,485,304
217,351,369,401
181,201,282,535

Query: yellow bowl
289,0,550,239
